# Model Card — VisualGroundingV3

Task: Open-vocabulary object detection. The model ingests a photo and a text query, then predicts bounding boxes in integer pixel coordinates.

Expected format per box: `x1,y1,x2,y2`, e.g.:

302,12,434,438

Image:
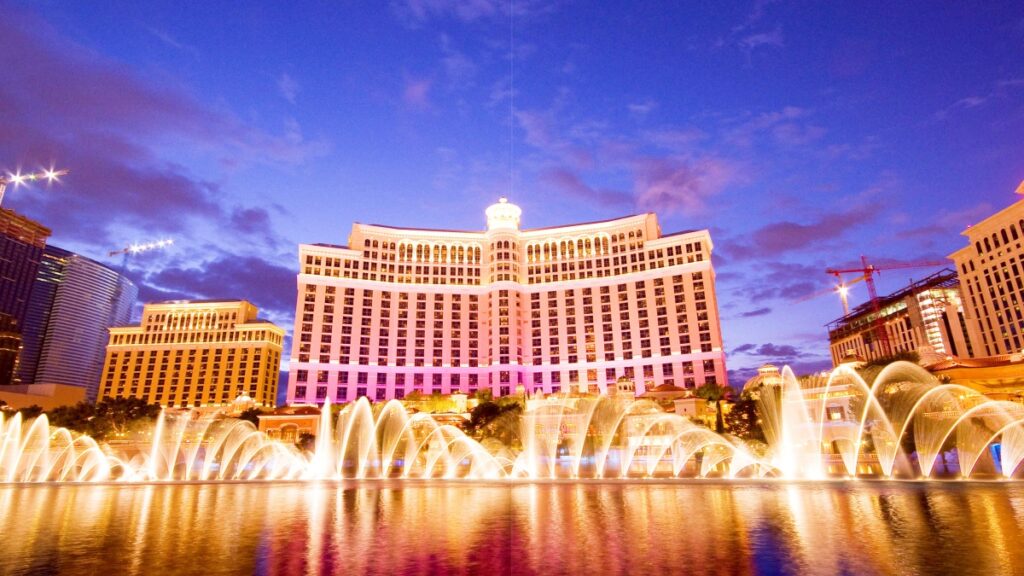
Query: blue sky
2,0,1022,383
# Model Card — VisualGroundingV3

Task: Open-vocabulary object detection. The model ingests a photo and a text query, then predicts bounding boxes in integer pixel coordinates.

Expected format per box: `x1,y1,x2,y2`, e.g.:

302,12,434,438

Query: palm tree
696,383,731,434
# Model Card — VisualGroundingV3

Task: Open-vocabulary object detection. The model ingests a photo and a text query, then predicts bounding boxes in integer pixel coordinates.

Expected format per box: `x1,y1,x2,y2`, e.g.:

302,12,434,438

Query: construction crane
108,239,175,271
825,256,946,357
0,168,69,206
107,239,174,328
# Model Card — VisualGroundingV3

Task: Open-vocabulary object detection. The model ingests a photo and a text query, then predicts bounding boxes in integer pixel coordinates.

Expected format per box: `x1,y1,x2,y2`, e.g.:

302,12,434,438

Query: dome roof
485,197,522,231
743,364,783,391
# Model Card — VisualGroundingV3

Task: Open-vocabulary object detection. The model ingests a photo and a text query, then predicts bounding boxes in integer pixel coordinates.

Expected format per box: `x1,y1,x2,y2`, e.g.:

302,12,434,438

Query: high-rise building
949,187,1024,357
286,199,727,405
826,269,972,365
99,300,285,408
18,245,137,399
0,208,51,386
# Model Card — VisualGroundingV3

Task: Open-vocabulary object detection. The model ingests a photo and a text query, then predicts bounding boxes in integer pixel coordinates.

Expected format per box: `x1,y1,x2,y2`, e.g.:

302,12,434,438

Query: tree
238,407,262,426
15,405,44,420
296,432,316,453
724,393,764,442
696,383,731,434
463,400,522,445
48,397,161,441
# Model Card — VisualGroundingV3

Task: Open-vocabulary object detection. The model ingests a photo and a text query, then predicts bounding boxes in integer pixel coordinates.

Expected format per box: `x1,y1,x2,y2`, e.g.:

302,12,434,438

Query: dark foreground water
2,480,1023,576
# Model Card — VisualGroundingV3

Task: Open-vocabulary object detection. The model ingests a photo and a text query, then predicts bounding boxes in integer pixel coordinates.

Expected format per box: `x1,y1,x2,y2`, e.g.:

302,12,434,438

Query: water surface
1,480,1022,575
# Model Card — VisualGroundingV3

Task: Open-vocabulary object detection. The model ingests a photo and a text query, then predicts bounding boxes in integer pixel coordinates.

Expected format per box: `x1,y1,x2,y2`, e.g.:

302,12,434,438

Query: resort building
287,198,727,405
17,245,136,400
826,269,972,366
949,186,1024,357
99,300,285,408
0,208,50,386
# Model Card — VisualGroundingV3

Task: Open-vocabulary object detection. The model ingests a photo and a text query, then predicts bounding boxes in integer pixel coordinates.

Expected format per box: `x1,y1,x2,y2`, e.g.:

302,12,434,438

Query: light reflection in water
1,481,1024,575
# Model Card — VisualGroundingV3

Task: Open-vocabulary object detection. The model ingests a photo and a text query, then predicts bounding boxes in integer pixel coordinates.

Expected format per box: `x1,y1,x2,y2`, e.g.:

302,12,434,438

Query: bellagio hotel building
287,199,727,405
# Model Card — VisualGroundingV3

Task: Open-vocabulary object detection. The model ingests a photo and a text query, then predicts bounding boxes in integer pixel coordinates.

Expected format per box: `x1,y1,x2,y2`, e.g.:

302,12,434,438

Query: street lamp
0,168,69,206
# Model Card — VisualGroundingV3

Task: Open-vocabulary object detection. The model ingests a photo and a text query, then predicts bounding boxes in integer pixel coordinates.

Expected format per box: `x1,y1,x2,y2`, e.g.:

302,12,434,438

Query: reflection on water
2,481,1023,575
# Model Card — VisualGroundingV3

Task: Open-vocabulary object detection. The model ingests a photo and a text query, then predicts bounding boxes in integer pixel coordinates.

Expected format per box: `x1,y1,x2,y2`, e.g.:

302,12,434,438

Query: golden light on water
2,482,1024,575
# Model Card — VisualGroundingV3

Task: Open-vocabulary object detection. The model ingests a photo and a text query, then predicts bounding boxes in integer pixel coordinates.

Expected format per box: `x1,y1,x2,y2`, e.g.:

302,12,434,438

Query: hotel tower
287,199,727,405
100,300,284,408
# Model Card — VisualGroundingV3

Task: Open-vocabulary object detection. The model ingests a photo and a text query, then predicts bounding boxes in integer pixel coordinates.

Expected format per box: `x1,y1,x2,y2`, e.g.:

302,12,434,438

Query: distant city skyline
2,0,1022,382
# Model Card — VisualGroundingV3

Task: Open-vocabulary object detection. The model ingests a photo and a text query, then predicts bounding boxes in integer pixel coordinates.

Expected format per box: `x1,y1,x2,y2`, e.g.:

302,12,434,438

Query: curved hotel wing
287,199,727,405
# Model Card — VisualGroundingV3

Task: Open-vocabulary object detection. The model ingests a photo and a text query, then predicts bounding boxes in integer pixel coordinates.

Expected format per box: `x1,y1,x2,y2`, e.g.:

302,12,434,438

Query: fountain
3,361,1024,483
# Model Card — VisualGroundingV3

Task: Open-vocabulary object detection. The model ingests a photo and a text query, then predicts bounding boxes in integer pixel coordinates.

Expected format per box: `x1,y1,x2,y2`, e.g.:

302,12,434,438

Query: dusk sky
2,0,1022,383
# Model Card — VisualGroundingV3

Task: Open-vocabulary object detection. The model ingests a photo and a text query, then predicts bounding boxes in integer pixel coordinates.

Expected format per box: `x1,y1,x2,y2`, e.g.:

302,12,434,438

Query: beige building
287,199,727,405
827,270,972,365
0,382,86,410
258,406,321,442
99,300,284,408
949,186,1024,357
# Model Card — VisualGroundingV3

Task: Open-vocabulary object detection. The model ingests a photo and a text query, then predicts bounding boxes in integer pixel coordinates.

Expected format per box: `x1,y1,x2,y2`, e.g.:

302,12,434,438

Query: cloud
403,77,433,109
277,73,299,104
391,0,555,25
141,255,296,320
725,261,832,304
934,77,1024,120
739,307,772,318
230,204,278,240
627,99,658,117
716,1,784,55
729,357,832,384
393,0,502,24
722,204,877,260
145,27,198,56
724,106,824,148
439,35,477,89
632,155,736,215
732,342,807,358
515,106,738,215
738,28,784,51
934,96,987,120
540,168,632,207
0,6,323,255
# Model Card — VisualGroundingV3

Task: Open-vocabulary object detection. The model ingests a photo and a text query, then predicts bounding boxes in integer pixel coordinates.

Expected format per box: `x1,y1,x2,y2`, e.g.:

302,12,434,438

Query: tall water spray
3,361,1024,483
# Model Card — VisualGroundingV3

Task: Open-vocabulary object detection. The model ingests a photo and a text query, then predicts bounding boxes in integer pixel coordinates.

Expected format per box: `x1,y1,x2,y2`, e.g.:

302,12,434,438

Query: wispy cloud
391,0,556,26
738,27,784,51
516,106,739,215
715,0,784,56
277,73,299,104
934,77,1024,120
722,203,878,260
145,26,198,56
723,106,825,148
402,76,433,109
627,99,658,118
440,35,477,89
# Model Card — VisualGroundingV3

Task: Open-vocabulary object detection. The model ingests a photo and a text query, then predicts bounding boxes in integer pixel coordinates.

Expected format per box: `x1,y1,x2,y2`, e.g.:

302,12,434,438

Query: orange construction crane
825,256,945,357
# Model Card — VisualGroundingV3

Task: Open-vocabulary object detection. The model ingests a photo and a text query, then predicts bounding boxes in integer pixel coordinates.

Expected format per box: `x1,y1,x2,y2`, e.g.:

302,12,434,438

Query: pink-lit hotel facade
286,199,727,405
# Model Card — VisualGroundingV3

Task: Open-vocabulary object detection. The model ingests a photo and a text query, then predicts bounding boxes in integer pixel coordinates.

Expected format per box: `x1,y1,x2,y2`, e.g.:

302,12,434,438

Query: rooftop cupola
485,197,522,231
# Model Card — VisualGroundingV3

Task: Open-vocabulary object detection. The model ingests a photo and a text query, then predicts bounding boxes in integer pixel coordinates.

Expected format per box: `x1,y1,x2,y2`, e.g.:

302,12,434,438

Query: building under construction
826,269,973,366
